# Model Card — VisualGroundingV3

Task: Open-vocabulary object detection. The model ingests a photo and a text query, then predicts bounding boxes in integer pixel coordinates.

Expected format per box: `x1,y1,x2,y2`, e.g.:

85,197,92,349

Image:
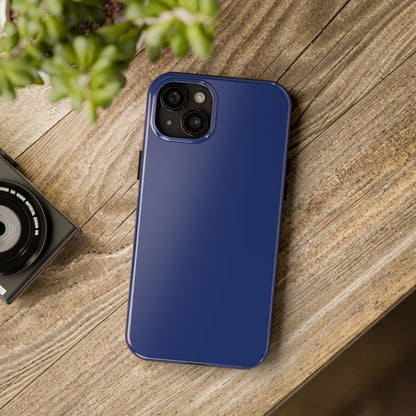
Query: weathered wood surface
1,0,415,415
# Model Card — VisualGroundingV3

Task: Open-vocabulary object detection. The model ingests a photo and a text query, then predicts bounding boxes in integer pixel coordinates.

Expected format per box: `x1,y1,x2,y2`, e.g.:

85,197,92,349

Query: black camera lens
0,221,5,236
160,84,187,111
0,180,47,275
0,206,22,253
182,110,209,136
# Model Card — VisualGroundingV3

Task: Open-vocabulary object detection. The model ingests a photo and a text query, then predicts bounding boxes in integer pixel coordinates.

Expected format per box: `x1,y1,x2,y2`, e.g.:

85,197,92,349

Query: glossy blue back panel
126,73,291,368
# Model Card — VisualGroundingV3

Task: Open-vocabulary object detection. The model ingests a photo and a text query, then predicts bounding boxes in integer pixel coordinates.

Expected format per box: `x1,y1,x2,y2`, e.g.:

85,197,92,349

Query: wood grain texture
0,0,415,415
0,84,72,158
268,290,416,416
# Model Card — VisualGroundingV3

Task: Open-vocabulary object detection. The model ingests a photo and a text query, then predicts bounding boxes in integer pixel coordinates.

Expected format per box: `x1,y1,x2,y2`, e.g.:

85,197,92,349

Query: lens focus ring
182,110,209,136
160,84,187,111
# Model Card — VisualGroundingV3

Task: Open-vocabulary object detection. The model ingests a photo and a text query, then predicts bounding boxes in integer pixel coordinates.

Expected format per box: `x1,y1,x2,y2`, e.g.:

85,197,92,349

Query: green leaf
71,90,84,109
73,36,98,68
0,71,16,100
44,16,65,42
117,26,142,61
141,3,169,18
185,24,211,58
91,77,124,106
89,70,112,88
178,0,198,13
146,44,160,61
54,44,77,65
158,0,177,8
91,45,119,73
0,23,19,52
168,30,188,57
26,20,43,37
3,21,17,37
49,75,70,96
45,0,64,16
96,23,132,43
48,87,69,102
87,102,98,123
144,21,171,61
24,44,44,62
6,68,33,87
125,2,144,21
0,36,17,54
199,0,219,16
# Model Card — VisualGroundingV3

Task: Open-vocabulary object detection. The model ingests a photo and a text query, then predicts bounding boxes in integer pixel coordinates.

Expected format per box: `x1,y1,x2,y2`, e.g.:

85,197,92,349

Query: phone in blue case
126,72,291,369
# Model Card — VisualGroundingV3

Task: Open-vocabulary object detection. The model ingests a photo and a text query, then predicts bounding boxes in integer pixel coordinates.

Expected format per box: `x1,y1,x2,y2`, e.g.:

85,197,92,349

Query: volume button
137,150,143,180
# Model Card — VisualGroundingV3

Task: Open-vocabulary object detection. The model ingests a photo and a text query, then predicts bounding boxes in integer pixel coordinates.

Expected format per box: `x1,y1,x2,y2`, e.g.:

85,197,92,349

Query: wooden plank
1,0,416,414
0,85,72,158
200,0,350,79
279,0,416,156
267,291,416,416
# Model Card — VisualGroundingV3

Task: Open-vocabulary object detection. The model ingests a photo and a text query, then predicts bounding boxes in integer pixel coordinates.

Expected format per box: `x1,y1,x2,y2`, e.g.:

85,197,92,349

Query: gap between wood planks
288,49,416,255
262,0,352,82
289,48,416,160
288,0,416,159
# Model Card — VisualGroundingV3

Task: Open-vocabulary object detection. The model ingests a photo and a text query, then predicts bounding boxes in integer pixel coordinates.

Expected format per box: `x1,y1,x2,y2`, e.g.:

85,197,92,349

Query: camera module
156,82,212,139
160,84,187,111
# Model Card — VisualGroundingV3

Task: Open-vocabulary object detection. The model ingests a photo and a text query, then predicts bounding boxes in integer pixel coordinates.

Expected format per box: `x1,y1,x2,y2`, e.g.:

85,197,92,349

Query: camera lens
0,180,47,275
0,206,22,253
182,110,209,136
160,84,187,111
0,221,5,236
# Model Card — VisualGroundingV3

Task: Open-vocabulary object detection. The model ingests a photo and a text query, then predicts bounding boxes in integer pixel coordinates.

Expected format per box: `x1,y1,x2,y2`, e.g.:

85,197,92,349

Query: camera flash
194,92,206,104
167,120,173,126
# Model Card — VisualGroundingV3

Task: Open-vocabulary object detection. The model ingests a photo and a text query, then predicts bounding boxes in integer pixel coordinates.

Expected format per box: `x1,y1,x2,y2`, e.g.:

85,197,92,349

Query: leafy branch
0,0,219,120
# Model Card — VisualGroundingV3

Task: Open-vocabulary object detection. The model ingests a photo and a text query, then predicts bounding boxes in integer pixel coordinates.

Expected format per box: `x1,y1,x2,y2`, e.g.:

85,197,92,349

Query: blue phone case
126,73,291,368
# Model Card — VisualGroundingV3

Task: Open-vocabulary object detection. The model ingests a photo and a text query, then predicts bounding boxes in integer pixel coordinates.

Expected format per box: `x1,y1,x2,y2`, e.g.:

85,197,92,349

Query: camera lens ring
182,110,209,137
0,180,47,275
160,84,187,111
0,206,21,252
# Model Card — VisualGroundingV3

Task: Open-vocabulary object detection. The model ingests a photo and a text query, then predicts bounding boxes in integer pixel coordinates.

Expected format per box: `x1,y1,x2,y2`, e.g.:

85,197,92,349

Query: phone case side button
137,150,143,180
